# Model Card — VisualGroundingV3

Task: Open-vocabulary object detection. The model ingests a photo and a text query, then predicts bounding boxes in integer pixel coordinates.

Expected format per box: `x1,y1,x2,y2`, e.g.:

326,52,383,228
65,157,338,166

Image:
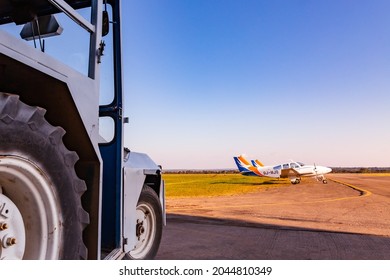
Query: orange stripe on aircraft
249,166,263,176
238,155,251,165
255,159,264,167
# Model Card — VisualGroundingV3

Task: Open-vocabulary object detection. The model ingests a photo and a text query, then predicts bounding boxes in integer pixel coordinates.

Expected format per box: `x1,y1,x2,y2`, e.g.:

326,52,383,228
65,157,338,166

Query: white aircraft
233,155,332,184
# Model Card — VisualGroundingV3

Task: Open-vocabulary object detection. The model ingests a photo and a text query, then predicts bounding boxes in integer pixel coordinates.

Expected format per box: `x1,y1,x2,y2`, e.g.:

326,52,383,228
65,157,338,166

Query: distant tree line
164,169,239,174
330,167,390,173
164,167,390,174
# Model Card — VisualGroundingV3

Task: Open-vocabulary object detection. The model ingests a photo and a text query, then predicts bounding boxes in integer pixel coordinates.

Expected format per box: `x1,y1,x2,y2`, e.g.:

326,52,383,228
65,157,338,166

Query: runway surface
156,174,390,259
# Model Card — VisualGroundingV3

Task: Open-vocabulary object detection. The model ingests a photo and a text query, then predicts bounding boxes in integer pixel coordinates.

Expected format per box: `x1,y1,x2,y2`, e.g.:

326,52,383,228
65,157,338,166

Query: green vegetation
163,173,290,198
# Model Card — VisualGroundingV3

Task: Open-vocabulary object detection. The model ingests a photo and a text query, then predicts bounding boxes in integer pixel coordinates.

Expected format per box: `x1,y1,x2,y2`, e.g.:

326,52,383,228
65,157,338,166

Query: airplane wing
280,168,300,178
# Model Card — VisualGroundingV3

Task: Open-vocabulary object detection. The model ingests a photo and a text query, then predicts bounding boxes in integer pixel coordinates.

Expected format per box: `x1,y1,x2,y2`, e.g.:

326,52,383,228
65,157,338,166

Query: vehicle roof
0,0,92,25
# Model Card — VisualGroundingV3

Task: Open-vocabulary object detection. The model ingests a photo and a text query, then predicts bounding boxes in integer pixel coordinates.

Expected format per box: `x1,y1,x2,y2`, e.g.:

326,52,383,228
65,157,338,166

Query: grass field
162,173,290,198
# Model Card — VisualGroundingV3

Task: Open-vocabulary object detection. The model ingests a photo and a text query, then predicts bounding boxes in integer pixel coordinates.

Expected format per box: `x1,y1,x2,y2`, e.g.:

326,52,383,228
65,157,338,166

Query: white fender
122,152,165,253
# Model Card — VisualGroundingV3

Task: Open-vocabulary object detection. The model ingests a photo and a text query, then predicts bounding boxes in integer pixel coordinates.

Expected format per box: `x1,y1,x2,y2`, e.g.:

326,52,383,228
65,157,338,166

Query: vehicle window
273,165,282,170
283,164,289,169
99,116,115,143
0,5,115,106
99,4,115,105
0,8,91,76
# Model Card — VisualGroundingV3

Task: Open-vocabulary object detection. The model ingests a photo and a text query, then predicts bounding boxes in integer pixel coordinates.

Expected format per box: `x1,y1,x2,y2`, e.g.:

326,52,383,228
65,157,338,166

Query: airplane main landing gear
291,178,301,184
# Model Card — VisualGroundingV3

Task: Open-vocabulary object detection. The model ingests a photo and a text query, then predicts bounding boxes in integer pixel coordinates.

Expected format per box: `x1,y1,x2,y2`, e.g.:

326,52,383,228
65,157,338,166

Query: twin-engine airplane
233,155,332,184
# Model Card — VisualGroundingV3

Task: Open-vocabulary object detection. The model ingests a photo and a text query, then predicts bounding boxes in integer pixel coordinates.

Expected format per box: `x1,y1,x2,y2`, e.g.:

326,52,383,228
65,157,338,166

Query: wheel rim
130,202,156,259
0,155,61,259
0,193,25,259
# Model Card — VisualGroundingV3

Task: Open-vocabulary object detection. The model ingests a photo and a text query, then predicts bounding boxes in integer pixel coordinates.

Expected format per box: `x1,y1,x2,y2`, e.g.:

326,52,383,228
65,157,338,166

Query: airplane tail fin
233,155,262,176
251,159,265,167
233,155,252,173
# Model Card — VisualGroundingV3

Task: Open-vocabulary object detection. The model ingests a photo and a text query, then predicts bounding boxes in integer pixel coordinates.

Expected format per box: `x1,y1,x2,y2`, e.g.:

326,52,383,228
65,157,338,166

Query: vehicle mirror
102,10,109,36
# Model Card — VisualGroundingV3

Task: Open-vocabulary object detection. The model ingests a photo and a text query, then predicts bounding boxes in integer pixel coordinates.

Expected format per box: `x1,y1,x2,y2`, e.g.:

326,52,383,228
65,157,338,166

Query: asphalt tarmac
156,174,390,259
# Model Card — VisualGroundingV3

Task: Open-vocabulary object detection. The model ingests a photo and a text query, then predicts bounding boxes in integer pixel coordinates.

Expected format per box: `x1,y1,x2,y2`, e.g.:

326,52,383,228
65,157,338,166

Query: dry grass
361,173,390,177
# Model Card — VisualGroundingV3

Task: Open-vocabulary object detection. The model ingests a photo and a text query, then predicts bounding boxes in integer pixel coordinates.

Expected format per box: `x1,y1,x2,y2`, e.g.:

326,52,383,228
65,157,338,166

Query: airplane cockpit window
273,165,282,170
297,162,305,166
290,162,299,168
283,163,289,169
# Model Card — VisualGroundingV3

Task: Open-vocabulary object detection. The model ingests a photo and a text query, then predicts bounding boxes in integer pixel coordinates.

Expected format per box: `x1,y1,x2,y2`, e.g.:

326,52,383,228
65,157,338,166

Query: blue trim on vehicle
99,0,123,251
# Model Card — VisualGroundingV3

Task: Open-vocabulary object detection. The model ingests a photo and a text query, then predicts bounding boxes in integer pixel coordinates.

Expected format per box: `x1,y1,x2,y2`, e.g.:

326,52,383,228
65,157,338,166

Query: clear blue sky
122,0,390,169
2,1,389,169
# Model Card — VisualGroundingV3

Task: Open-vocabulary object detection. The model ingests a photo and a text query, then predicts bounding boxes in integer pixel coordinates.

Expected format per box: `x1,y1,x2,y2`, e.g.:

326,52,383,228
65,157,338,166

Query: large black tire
127,185,163,260
0,93,88,259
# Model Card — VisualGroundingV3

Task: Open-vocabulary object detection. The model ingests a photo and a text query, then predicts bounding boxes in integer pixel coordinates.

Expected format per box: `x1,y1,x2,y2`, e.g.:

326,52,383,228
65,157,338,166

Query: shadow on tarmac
156,214,390,260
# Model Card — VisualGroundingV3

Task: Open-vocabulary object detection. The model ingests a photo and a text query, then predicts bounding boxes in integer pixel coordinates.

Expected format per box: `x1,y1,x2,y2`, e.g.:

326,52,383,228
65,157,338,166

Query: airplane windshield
297,162,305,166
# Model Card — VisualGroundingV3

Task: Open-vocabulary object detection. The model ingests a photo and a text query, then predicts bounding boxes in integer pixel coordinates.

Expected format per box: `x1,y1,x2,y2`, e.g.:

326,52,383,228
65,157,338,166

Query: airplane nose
318,166,332,174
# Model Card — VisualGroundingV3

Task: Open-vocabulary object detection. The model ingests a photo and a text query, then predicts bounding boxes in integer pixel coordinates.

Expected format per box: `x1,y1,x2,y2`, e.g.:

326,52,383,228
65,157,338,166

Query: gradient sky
2,1,390,169
122,0,390,169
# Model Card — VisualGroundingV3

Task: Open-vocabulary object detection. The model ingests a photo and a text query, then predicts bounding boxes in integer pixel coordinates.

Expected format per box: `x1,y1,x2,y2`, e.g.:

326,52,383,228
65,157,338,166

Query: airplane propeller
314,163,318,179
